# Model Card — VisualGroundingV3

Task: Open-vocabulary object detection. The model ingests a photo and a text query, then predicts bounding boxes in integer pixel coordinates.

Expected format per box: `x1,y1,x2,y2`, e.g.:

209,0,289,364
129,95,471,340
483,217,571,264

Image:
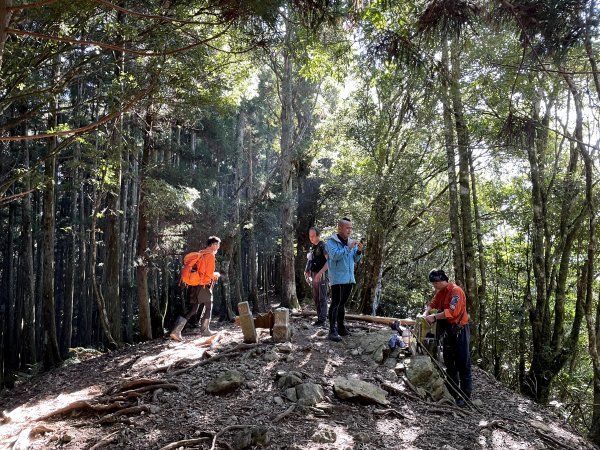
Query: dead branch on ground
272,404,296,423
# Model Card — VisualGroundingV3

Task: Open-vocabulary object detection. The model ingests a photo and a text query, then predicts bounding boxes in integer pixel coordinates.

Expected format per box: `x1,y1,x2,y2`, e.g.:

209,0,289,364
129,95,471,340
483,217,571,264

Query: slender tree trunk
136,110,154,340
0,0,12,71
3,202,16,376
21,145,36,364
441,39,464,287
449,36,477,336
247,143,259,312
42,118,61,368
279,38,299,310
468,147,487,361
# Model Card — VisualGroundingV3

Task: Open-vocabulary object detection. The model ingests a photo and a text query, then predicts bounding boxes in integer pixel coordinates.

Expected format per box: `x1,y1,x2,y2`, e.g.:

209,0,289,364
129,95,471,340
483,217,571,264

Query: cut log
292,310,415,326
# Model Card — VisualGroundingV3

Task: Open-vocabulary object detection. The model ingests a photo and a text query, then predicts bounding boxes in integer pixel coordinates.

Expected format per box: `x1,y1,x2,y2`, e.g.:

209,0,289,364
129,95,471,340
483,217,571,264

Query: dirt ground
0,312,597,450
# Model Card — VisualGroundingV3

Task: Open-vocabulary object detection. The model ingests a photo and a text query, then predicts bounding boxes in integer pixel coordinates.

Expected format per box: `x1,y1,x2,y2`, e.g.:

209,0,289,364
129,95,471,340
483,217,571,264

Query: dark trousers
184,286,213,321
311,273,328,322
442,323,472,398
329,283,353,333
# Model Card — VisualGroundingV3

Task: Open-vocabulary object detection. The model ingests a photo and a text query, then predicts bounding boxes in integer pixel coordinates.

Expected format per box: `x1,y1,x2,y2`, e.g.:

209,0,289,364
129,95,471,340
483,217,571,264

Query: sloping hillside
0,315,596,450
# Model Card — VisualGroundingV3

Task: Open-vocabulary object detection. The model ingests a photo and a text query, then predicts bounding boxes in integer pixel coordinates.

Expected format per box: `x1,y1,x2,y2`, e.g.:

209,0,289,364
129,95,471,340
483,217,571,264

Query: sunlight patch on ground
489,430,530,449
131,340,207,372
0,385,102,442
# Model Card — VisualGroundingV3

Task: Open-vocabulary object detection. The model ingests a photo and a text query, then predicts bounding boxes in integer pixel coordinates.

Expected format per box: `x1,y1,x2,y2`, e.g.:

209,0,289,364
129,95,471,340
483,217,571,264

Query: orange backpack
180,250,209,286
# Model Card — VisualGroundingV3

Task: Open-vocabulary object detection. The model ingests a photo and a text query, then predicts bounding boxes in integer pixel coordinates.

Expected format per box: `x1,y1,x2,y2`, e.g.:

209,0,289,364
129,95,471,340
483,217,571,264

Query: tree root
168,343,259,377
96,405,151,425
107,378,167,394
39,400,125,420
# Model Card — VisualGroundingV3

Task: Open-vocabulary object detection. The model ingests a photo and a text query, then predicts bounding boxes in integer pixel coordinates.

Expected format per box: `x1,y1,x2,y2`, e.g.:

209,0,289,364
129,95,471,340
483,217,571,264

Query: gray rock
353,432,371,443
273,396,284,405
263,352,278,362
405,356,453,402
276,343,293,353
232,426,270,450
205,370,244,395
311,427,337,443
383,369,398,382
358,332,390,364
332,377,389,406
296,383,325,406
277,372,303,389
284,387,298,402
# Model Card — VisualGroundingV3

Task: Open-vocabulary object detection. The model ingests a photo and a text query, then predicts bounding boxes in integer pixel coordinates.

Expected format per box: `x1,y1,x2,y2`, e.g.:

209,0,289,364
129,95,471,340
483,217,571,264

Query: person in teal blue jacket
325,217,364,341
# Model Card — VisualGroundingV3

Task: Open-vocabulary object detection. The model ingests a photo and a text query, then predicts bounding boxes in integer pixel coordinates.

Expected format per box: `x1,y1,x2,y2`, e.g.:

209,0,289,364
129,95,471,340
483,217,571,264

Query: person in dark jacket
304,227,329,327
325,218,363,342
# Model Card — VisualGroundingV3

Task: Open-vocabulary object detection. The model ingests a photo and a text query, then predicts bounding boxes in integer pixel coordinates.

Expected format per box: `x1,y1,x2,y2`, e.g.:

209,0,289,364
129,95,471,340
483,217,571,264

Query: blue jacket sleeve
325,240,348,262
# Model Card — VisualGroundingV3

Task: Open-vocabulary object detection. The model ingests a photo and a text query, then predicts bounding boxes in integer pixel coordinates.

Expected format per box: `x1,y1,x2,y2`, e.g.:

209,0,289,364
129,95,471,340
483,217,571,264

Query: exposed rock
205,370,244,395
276,371,303,389
284,387,297,402
358,332,389,363
276,343,293,353
296,383,325,406
263,352,278,362
232,426,270,449
311,427,336,443
405,356,453,402
333,377,389,406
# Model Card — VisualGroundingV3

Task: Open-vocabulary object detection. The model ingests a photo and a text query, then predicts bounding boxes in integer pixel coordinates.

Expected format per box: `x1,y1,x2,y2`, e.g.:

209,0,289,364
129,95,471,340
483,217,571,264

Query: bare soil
0,313,596,450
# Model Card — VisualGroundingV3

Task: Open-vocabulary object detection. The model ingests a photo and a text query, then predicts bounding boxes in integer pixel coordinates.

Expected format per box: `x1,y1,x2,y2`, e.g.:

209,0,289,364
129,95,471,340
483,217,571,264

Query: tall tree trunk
136,109,154,340
21,145,36,365
358,191,388,315
441,39,464,288
0,0,12,71
279,38,299,310
3,201,16,377
42,112,61,368
247,142,259,312
468,147,487,361
449,36,477,338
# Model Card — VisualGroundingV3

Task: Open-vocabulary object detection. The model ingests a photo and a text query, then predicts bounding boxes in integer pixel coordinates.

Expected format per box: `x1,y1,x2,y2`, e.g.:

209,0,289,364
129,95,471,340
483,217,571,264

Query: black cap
428,269,449,283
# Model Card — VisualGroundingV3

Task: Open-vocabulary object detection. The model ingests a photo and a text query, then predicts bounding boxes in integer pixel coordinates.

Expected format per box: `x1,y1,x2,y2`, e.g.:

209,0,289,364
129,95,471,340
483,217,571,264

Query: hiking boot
328,332,342,342
312,319,326,327
455,398,466,407
200,317,217,337
169,316,187,341
338,326,350,336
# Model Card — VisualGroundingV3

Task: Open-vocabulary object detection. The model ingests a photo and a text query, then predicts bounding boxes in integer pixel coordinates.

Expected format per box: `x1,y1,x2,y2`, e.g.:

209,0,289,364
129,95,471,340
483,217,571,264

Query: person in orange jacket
169,236,221,341
423,269,472,406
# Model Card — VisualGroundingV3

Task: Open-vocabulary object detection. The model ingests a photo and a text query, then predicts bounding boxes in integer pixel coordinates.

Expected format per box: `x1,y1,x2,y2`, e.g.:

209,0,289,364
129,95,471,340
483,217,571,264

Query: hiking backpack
180,250,208,286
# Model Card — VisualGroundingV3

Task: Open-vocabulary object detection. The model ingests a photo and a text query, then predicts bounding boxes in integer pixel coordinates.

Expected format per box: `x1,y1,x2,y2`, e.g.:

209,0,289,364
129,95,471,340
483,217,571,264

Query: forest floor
0,310,597,450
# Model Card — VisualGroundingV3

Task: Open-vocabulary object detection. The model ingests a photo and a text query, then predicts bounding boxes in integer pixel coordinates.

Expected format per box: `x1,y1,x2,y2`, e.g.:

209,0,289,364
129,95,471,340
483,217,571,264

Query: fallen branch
373,408,406,419
210,425,249,450
89,430,121,450
292,310,415,326
169,343,259,377
272,404,296,423
158,436,211,450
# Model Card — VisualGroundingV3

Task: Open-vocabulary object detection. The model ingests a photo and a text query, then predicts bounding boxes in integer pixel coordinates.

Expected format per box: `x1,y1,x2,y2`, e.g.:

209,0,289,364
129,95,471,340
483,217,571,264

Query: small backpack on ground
180,250,209,286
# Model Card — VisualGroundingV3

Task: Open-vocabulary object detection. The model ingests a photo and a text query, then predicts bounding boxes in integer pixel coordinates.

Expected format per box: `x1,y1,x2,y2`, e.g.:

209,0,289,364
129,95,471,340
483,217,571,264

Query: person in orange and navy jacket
423,269,472,406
